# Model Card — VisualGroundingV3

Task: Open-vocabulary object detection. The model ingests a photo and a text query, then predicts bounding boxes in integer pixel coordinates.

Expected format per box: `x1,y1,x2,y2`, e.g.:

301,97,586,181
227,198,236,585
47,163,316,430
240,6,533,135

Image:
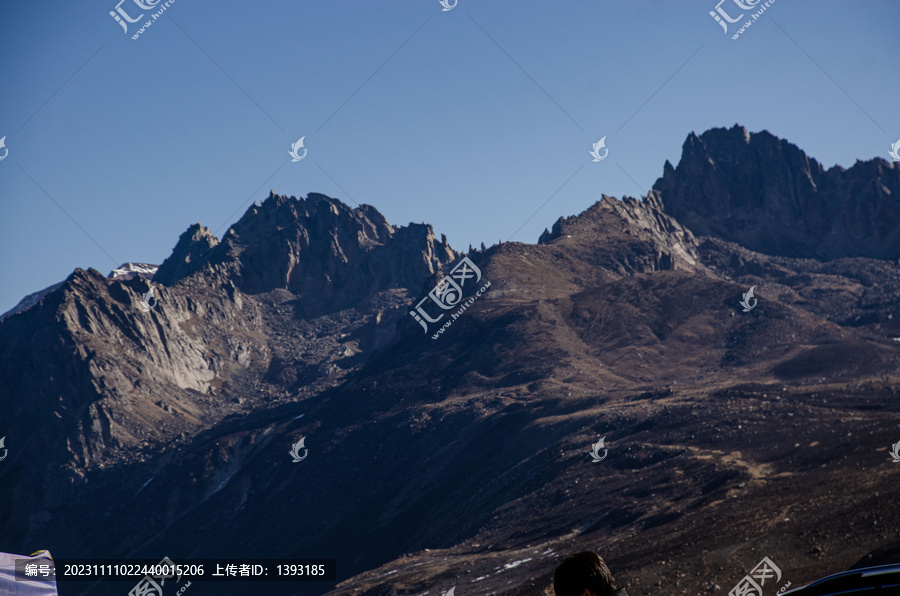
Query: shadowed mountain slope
1,129,899,596
652,124,900,260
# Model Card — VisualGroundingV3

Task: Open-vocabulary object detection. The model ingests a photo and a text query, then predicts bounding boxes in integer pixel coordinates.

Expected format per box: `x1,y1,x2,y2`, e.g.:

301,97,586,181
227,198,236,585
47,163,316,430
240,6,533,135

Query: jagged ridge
652,124,900,260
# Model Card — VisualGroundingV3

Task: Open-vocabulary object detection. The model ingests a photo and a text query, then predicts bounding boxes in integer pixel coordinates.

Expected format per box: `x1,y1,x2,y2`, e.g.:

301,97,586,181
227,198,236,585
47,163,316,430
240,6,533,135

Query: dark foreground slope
323,194,900,596
0,128,898,596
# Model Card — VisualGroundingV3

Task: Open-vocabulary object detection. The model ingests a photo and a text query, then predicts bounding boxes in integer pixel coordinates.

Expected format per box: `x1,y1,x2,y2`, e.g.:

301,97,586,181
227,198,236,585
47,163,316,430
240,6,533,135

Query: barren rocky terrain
1,126,898,596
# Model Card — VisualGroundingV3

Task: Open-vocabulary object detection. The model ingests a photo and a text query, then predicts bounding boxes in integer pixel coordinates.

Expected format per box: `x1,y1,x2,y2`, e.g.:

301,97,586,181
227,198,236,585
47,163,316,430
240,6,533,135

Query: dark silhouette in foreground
553,552,628,596
783,563,900,595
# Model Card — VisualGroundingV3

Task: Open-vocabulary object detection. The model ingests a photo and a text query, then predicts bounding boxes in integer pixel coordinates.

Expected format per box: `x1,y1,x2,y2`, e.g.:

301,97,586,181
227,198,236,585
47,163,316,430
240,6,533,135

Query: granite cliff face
538,193,702,276
0,193,459,565
652,125,900,260
157,192,457,316
1,130,899,596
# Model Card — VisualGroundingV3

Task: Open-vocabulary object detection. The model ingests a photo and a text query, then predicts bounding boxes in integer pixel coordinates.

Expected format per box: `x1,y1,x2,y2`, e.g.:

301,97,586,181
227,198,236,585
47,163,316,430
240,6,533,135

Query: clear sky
1,0,898,314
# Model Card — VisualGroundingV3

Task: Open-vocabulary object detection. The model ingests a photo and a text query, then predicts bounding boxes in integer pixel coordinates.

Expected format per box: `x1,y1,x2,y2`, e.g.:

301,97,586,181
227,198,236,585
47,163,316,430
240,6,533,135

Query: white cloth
0,551,59,595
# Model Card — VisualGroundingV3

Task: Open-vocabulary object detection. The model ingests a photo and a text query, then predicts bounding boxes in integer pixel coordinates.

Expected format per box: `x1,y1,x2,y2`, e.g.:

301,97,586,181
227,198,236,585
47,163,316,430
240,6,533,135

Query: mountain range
1,124,898,596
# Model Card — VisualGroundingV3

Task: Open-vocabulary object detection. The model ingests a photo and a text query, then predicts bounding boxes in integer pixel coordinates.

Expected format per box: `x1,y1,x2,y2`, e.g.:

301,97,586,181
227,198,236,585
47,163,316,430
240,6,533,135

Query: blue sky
1,0,898,313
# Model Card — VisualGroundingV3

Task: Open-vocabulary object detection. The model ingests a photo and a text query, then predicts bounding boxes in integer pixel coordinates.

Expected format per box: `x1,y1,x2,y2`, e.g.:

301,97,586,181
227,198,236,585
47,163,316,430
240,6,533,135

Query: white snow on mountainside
109,262,158,281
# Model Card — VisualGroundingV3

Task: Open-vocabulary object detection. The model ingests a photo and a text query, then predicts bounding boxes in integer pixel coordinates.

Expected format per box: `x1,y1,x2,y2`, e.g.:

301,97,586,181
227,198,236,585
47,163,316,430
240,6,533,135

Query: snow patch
109,262,158,280
496,558,532,573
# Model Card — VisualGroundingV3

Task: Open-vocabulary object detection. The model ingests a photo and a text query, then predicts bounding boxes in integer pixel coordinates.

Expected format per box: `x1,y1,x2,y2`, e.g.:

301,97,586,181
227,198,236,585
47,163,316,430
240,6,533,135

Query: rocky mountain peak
538,193,701,274
652,124,900,260
156,192,456,314
152,224,218,285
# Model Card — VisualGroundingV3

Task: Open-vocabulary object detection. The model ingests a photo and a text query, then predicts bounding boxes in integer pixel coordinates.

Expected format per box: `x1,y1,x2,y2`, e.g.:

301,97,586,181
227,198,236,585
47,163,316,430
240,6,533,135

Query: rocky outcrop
153,224,218,285
158,192,457,316
539,193,702,275
0,192,459,469
652,124,900,260
0,192,464,546
0,267,258,466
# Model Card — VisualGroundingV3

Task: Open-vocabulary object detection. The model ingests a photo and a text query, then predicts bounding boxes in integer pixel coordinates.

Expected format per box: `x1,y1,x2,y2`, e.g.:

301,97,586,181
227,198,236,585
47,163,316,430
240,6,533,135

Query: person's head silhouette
553,551,626,596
